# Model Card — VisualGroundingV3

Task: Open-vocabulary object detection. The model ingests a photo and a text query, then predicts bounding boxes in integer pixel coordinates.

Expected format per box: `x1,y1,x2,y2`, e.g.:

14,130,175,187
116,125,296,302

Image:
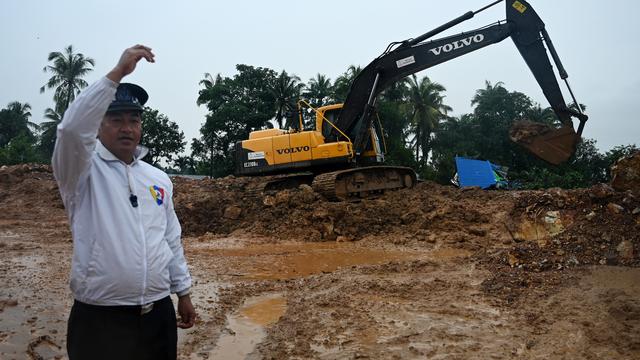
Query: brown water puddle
203,242,469,280
208,293,287,359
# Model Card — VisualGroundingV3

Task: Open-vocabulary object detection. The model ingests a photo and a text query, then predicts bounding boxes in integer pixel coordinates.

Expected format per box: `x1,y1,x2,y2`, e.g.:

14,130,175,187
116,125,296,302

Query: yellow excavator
234,0,588,200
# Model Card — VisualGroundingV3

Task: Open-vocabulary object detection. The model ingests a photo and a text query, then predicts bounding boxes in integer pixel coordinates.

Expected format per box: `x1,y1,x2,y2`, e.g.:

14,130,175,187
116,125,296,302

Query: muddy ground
1,163,639,359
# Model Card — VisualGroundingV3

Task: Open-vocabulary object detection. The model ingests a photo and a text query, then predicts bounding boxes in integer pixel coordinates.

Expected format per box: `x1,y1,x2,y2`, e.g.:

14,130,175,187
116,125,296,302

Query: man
52,45,196,360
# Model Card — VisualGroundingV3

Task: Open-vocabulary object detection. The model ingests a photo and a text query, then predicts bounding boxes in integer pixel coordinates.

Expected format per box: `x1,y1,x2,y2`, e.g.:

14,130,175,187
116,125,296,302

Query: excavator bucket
509,120,579,165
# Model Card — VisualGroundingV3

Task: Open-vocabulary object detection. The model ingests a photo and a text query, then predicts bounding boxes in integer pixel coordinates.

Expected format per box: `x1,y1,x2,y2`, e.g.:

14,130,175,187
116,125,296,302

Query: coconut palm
38,107,63,158
40,45,95,113
196,72,225,109
270,70,303,129
332,65,362,102
0,101,37,147
406,74,451,165
303,74,333,108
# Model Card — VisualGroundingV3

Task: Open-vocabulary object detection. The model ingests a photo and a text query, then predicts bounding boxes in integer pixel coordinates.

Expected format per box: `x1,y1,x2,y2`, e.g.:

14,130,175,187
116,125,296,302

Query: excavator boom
331,0,587,164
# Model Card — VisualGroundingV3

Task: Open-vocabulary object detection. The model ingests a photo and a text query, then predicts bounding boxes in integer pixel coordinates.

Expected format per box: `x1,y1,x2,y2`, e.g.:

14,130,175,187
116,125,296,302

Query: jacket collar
96,140,149,164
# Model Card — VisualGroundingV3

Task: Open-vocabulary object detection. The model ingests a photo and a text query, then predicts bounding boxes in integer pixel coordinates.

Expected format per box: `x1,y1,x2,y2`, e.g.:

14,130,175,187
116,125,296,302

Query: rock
312,207,330,220
223,205,242,220
296,184,316,203
275,190,291,205
633,207,640,215
590,183,615,199
544,211,560,223
263,195,276,206
508,252,520,267
321,222,336,240
299,184,313,192
610,151,640,194
336,235,352,242
607,203,625,215
585,211,597,220
616,240,634,261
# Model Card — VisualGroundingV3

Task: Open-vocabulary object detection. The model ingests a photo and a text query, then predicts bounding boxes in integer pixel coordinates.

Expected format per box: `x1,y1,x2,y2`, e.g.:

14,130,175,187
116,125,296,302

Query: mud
509,120,552,143
1,164,639,359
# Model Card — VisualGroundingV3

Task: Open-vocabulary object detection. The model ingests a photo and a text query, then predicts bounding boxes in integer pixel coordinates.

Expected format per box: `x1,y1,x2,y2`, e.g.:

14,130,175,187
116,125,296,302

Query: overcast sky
2,0,638,153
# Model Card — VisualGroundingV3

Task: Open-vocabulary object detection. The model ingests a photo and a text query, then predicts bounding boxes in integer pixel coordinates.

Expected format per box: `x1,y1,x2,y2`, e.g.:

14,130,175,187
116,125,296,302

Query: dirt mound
504,184,639,267
611,150,640,194
175,179,511,246
0,164,64,223
2,165,638,264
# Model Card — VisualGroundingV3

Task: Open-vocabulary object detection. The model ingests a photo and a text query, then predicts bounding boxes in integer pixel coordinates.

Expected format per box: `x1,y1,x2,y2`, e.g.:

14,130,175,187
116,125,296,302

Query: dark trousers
67,296,177,360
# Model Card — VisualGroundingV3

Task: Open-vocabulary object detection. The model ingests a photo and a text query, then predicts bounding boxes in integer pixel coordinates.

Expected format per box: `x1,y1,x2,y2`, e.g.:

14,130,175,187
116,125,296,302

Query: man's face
98,110,142,163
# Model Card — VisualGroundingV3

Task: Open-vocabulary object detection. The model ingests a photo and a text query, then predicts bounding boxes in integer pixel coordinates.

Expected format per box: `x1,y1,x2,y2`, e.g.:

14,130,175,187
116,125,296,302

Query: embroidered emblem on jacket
149,185,165,205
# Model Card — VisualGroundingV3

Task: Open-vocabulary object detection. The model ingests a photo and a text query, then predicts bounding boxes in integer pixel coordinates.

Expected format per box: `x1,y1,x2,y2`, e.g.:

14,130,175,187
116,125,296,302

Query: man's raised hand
107,45,155,83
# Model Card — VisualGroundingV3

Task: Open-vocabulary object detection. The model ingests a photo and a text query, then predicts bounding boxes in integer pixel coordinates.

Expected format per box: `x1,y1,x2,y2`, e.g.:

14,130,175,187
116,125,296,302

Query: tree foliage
194,65,278,176
37,107,63,161
406,75,451,168
141,107,186,168
40,45,95,114
0,101,37,147
271,70,303,129
0,134,40,165
304,74,333,108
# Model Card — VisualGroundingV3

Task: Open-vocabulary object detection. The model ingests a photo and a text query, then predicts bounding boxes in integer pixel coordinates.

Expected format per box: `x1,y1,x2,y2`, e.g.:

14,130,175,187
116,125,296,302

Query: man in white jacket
52,45,196,359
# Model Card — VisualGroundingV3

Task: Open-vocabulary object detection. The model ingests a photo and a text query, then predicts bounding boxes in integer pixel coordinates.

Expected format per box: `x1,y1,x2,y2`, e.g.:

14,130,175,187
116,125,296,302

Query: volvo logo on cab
276,146,310,155
429,34,485,56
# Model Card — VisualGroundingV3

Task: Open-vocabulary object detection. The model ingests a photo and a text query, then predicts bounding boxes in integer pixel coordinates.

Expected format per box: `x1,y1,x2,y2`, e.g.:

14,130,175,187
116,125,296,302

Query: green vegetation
2,45,636,189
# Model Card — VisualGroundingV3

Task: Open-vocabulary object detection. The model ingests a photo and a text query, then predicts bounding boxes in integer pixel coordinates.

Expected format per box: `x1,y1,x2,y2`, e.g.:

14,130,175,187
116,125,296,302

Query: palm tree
471,81,509,118
38,107,63,158
40,45,95,113
270,70,303,129
406,75,451,165
333,65,362,102
303,74,333,108
0,101,37,146
196,72,225,109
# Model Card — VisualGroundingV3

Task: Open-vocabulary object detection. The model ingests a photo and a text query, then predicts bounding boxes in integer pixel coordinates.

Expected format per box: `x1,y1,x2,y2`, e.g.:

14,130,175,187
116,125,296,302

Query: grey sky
2,0,638,153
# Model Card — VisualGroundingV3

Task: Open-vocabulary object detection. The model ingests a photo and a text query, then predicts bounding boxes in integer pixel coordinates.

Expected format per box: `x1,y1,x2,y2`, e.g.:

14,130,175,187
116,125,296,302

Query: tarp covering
454,157,503,189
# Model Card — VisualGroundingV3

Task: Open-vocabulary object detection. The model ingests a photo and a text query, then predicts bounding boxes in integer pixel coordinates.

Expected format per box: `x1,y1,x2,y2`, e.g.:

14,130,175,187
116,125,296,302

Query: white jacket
52,77,192,306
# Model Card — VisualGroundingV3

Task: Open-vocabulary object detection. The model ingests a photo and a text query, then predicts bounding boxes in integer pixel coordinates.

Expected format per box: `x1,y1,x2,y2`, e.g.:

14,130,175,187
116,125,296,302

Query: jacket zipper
126,163,148,304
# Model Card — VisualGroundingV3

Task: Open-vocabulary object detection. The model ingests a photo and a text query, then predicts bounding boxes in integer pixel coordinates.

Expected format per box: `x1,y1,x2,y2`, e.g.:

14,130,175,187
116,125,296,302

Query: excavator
234,0,588,200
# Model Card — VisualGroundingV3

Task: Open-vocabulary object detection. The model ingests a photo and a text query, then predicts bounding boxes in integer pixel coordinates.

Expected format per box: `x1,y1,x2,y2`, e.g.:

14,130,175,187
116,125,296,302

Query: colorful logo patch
149,185,165,205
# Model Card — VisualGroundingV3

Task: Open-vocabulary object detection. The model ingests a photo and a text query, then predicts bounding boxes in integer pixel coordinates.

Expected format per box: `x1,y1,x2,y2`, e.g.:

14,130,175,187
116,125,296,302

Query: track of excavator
312,166,417,201
246,166,416,201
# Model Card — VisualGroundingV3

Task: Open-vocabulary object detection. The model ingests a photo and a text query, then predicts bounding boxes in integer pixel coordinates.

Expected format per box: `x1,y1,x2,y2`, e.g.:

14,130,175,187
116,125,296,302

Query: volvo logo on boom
429,34,485,56
276,146,310,155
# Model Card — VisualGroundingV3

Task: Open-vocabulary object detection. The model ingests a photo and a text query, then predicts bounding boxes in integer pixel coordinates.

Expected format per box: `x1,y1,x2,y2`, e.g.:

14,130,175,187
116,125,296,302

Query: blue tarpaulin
454,157,504,189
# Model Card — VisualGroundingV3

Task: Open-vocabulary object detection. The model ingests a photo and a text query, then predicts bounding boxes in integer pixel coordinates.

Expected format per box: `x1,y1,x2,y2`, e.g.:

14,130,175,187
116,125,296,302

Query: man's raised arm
52,45,155,204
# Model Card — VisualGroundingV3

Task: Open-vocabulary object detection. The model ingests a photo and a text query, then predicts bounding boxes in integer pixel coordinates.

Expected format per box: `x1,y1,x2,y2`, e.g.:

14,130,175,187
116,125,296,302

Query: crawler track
312,166,417,201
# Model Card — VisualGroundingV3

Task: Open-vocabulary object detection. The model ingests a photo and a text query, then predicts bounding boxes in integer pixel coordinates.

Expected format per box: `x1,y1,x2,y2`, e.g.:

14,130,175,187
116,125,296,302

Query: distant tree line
1,45,636,189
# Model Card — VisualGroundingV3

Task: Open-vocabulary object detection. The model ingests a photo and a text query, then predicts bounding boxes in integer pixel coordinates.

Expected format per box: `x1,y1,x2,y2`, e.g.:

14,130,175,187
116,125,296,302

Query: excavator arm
328,0,587,165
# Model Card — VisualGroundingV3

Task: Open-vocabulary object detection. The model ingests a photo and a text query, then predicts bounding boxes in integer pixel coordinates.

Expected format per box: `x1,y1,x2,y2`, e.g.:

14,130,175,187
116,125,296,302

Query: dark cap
107,83,148,113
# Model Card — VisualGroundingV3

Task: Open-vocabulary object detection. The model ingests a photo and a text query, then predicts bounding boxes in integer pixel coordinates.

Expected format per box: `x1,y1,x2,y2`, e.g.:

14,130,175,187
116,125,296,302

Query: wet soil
1,164,639,359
